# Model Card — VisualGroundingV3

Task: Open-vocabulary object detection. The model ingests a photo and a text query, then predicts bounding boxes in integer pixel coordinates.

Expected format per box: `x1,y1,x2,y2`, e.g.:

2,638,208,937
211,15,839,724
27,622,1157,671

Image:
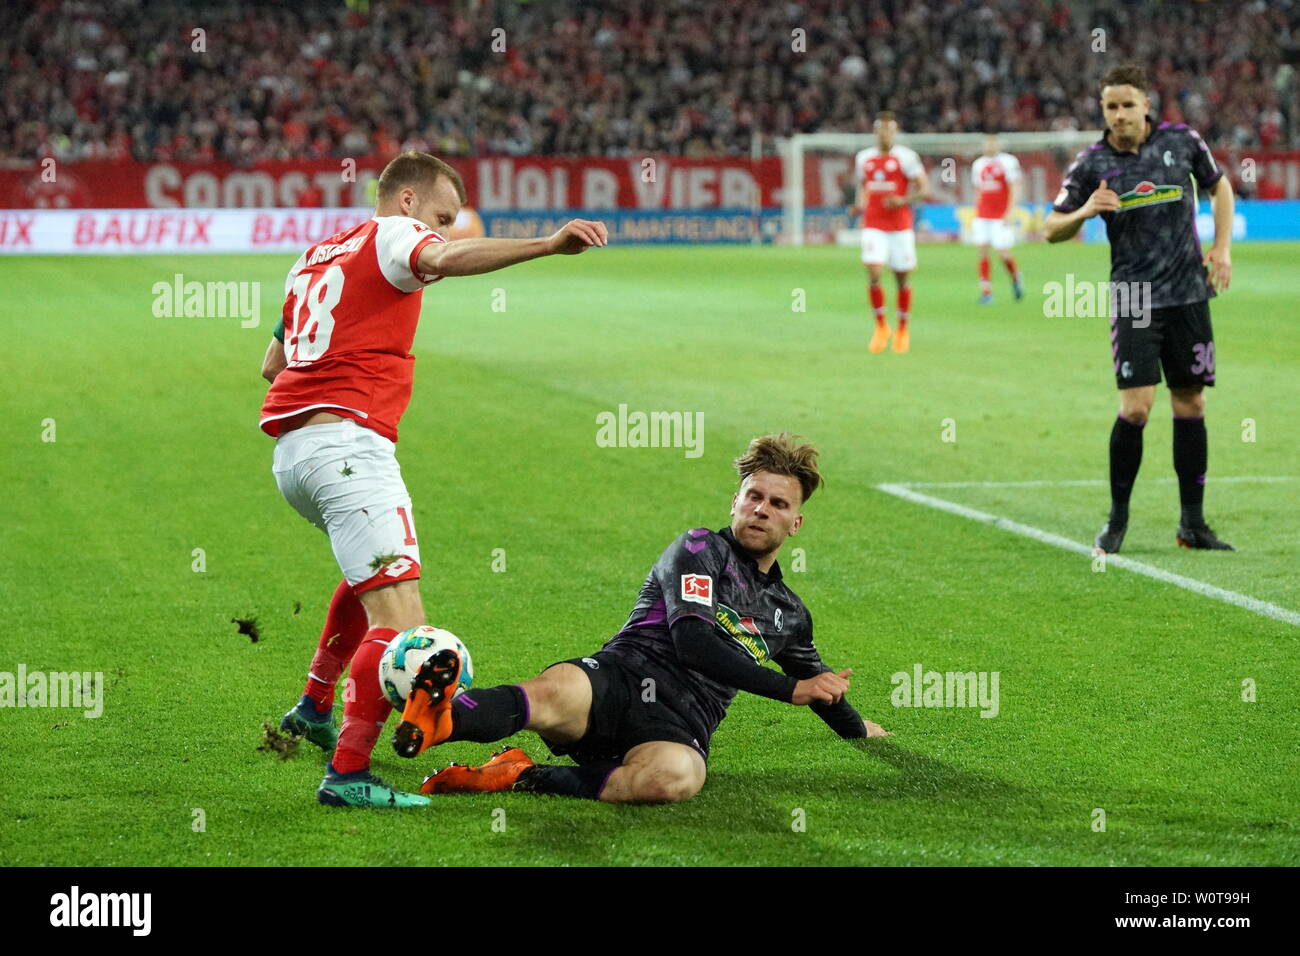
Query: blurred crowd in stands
2,0,1296,168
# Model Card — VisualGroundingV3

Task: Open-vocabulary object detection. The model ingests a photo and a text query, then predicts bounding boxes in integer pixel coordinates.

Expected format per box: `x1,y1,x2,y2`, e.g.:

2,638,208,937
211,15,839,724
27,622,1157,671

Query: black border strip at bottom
7,865,1286,940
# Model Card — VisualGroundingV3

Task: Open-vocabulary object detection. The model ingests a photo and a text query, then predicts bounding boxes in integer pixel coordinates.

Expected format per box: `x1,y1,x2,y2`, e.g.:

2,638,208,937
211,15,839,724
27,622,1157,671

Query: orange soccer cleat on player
868,324,891,353
891,324,910,353
392,648,463,758
419,746,536,794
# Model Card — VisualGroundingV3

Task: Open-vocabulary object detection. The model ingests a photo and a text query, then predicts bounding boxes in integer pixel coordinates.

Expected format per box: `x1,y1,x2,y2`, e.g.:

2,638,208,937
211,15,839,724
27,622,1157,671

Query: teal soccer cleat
280,695,339,752
317,764,431,808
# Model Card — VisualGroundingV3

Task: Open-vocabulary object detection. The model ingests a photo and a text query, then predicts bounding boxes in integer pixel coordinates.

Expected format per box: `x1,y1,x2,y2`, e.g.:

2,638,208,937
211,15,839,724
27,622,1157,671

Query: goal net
778,130,1103,245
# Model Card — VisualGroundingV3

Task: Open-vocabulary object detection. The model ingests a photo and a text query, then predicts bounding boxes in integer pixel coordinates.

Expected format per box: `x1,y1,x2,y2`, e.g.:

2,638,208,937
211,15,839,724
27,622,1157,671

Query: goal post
779,129,1104,245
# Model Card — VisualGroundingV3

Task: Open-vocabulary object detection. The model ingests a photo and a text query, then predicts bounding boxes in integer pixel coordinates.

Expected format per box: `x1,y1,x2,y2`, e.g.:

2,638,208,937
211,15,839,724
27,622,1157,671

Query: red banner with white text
2,150,1297,210
0,157,783,210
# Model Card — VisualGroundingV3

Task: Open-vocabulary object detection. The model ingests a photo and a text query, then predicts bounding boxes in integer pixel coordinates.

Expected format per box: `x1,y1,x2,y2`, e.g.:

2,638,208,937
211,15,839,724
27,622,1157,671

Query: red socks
897,286,912,328
303,579,369,714
979,256,991,294
1003,256,1019,280
869,284,887,327
332,628,397,774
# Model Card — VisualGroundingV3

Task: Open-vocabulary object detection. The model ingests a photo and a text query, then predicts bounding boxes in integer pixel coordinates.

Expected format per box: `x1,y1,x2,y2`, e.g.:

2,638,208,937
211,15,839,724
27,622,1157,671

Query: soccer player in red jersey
970,134,1025,304
259,151,608,807
851,112,929,354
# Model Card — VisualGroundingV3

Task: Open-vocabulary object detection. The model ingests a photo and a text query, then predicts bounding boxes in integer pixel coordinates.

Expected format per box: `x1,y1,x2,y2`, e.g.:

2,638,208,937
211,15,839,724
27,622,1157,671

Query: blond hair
733,433,823,505
376,150,467,204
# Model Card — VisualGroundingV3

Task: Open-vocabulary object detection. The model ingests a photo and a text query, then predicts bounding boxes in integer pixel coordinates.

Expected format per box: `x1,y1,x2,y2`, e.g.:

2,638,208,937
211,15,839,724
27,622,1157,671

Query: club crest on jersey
714,604,770,663
681,573,713,606
774,608,783,632
1117,180,1182,211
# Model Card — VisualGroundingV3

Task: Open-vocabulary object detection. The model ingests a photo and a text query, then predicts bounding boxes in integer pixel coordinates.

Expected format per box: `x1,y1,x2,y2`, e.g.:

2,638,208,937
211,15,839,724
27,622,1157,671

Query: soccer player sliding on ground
394,434,892,805
1044,65,1235,554
258,150,608,807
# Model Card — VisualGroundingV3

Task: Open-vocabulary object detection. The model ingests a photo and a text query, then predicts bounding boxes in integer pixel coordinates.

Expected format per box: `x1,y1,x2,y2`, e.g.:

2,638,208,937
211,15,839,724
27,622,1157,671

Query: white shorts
970,217,1015,250
272,419,421,594
860,228,916,272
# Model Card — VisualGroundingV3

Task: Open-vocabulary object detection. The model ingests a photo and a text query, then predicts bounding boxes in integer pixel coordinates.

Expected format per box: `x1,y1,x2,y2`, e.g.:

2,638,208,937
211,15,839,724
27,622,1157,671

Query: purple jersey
1054,119,1223,309
601,526,842,740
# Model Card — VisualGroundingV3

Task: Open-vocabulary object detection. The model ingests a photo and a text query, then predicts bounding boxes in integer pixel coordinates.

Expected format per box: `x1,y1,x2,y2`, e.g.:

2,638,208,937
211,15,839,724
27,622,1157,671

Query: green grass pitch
1,240,1296,866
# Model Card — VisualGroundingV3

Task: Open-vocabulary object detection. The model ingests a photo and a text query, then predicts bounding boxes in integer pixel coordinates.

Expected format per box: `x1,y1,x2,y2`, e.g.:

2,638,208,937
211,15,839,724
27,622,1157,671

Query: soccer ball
378,625,473,709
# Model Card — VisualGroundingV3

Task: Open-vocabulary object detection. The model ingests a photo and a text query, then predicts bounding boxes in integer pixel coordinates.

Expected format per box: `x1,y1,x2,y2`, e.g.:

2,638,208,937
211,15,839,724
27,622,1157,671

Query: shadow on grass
835,739,1017,799
463,741,1025,865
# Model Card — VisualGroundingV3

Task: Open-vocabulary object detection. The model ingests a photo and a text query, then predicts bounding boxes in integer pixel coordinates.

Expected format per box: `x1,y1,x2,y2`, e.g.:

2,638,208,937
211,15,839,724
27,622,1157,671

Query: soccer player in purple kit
1045,65,1235,554
392,433,891,804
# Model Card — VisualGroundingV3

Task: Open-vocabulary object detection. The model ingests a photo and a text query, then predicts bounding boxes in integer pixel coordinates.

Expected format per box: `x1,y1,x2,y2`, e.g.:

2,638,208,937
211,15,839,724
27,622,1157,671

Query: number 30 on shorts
1190,342,1215,375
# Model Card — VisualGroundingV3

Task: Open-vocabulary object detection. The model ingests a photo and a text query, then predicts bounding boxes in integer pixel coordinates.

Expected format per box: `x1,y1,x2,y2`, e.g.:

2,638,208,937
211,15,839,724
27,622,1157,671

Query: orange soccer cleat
392,648,462,758
419,746,535,795
892,324,910,353
868,324,891,354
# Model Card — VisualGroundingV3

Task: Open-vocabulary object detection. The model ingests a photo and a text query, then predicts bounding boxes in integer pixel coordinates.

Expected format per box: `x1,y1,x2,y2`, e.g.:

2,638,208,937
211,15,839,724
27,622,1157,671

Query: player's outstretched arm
789,670,892,738
775,633,892,738
418,219,608,278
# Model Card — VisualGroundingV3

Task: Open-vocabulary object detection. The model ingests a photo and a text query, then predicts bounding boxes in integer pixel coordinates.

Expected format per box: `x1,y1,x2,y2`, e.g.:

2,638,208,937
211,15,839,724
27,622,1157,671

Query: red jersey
259,216,446,443
854,145,925,231
972,152,1022,220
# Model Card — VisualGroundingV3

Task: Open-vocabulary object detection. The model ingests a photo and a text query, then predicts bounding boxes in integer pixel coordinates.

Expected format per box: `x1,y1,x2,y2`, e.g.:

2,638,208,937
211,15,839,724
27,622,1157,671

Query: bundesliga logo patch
681,573,713,606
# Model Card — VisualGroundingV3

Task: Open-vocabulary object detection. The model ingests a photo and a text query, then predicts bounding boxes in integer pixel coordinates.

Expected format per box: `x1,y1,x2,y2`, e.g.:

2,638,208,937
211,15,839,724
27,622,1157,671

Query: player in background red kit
970,134,1024,304
258,151,608,807
851,112,930,354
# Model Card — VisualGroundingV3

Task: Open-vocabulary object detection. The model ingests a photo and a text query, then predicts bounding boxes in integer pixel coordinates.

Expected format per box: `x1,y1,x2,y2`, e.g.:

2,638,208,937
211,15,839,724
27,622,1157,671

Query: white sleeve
374,216,447,293
282,250,307,296
853,149,867,181
900,147,925,179
970,158,982,185
1002,154,1022,183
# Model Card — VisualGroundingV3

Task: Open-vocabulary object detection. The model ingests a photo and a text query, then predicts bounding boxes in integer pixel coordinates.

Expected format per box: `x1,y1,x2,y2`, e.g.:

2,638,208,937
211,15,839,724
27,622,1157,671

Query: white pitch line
875,482,1300,628
898,477,1300,489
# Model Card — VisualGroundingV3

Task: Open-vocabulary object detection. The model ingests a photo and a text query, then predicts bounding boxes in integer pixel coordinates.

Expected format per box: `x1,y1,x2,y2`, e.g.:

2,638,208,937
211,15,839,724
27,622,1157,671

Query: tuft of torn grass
231,617,261,642
258,721,300,761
